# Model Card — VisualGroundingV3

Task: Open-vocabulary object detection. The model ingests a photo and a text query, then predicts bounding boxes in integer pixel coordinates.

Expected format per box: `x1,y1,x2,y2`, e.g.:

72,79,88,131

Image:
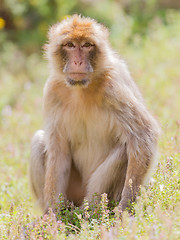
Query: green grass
0,13,180,239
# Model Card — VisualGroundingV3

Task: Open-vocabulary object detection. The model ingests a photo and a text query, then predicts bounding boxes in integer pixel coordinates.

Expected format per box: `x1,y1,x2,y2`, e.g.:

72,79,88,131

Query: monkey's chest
63,108,119,180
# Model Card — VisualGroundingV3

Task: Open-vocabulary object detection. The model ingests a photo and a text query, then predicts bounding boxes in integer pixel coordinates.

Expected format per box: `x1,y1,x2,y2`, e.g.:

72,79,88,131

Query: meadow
0,11,180,239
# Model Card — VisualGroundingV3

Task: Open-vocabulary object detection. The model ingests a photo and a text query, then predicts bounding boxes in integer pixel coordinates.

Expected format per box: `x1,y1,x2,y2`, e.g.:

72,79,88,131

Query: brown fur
30,15,160,213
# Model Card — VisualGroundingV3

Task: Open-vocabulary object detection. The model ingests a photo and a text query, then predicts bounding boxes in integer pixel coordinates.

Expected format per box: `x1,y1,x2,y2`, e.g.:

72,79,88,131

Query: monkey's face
45,15,110,87
60,39,96,87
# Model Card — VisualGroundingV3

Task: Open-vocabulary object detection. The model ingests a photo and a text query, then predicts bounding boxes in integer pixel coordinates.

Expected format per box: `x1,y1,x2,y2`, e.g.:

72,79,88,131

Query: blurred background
0,0,180,216
1,0,180,50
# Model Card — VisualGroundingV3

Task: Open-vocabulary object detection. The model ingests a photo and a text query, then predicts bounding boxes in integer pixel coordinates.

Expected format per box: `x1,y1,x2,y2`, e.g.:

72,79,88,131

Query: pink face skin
61,40,96,86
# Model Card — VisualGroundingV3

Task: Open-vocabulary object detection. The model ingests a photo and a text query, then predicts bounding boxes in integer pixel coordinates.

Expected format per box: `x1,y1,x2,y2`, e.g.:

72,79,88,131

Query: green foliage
1,0,179,50
0,3,180,239
54,193,115,234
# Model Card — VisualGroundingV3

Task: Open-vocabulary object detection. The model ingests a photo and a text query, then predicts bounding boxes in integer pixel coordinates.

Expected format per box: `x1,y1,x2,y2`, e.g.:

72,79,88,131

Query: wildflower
0,18,5,29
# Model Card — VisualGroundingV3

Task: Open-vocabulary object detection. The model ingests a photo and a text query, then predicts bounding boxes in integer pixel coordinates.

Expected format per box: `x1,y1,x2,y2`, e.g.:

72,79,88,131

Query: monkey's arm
85,104,158,210
104,81,159,211
44,130,71,212
43,86,71,212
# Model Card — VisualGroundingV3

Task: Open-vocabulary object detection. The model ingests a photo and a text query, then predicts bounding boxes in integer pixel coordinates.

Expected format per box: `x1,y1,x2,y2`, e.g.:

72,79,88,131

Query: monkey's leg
30,130,46,210
85,145,128,203
119,146,157,212
43,131,71,213
30,130,72,213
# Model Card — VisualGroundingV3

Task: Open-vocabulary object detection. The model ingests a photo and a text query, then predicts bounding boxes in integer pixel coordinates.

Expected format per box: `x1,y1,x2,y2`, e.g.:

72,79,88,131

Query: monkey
30,15,160,214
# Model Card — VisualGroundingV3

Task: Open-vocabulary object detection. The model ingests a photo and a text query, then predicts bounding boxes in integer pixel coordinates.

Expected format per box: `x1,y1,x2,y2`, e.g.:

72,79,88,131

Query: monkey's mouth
68,78,89,86
67,73,90,87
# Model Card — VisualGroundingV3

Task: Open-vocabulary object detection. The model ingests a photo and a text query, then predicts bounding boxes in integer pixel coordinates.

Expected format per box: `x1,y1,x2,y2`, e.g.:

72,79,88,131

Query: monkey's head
45,15,111,88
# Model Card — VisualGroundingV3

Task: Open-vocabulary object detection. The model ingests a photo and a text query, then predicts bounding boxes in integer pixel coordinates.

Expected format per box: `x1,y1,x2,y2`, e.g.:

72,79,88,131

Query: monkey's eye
65,42,75,48
82,42,94,48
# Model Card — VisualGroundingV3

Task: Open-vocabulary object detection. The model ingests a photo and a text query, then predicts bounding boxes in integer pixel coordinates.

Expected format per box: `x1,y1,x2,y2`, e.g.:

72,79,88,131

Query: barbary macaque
30,15,159,213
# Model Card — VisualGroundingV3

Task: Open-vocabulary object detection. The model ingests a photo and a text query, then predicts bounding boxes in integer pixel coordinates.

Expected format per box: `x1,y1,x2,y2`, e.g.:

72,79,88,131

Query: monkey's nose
74,60,83,66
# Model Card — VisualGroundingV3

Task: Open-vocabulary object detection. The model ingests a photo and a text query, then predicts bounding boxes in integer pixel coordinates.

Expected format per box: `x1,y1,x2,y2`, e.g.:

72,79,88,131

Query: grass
0,13,180,239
